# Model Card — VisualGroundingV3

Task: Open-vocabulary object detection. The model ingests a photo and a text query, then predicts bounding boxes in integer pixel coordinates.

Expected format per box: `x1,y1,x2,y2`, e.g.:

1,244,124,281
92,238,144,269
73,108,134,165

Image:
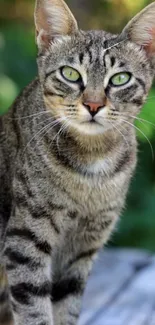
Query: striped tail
0,265,14,325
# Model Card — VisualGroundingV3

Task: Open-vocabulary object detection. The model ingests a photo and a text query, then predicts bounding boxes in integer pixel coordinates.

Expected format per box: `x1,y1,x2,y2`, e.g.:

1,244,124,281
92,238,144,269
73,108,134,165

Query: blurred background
0,0,155,251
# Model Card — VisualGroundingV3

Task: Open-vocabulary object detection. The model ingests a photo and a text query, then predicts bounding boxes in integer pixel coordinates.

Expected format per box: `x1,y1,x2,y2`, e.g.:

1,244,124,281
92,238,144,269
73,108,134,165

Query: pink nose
83,101,104,116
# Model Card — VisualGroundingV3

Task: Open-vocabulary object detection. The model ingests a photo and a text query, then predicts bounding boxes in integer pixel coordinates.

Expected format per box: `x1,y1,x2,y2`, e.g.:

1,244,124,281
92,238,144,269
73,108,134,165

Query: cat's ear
121,2,155,57
34,0,78,51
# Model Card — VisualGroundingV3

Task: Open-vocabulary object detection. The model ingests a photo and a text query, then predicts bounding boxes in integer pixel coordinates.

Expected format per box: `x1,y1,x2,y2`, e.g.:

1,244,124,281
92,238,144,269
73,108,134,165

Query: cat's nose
83,101,104,117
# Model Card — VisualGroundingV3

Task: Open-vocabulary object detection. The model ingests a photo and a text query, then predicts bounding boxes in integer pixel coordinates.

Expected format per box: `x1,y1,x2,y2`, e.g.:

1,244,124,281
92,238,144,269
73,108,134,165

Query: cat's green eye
111,72,131,86
61,66,81,82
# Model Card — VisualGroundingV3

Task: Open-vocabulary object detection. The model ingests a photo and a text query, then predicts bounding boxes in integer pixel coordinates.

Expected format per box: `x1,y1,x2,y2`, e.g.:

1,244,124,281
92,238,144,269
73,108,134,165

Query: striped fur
0,1,155,324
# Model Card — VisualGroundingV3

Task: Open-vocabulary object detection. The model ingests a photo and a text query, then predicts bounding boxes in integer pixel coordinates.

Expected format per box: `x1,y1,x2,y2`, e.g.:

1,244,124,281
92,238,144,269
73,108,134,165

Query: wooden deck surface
78,249,155,325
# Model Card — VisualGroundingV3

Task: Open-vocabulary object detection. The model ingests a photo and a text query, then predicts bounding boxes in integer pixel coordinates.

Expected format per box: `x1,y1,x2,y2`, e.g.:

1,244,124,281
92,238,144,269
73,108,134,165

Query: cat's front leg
52,249,98,325
4,205,55,325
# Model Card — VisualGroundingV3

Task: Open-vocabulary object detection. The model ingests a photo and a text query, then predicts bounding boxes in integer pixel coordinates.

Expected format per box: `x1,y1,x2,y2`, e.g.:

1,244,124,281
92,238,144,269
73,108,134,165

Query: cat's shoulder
9,77,42,117
15,77,41,105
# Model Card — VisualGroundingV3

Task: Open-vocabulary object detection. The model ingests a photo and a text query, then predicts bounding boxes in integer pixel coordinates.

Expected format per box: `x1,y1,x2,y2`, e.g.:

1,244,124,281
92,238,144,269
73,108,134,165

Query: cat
0,0,155,324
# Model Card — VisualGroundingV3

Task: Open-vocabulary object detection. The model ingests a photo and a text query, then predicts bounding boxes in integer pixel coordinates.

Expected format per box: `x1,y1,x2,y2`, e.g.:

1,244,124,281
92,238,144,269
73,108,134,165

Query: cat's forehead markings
103,38,127,53
102,38,128,69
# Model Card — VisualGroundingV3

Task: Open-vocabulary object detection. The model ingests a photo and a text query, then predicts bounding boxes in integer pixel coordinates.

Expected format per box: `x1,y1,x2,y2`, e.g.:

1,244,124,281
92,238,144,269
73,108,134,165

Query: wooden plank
149,310,155,325
79,250,135,325
79,249,154,325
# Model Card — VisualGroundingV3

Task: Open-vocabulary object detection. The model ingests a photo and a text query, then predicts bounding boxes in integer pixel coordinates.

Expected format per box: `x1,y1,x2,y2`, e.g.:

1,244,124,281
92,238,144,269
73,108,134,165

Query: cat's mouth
89,119,96,123
81,119,99,125
81,115,103,124
87,116,106,126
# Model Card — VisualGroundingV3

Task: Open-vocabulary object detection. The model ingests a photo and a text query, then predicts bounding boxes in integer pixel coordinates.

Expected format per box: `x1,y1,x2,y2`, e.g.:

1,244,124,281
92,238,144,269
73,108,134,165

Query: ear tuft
34,0,78,51
122,2,155,56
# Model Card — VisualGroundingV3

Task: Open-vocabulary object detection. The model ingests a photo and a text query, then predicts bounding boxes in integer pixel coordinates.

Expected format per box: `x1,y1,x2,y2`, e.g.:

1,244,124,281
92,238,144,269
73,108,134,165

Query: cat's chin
71,121,111,135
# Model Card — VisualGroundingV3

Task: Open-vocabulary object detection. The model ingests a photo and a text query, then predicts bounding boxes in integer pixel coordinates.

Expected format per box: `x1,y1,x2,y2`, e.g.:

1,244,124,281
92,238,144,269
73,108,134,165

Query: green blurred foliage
0,0,155,250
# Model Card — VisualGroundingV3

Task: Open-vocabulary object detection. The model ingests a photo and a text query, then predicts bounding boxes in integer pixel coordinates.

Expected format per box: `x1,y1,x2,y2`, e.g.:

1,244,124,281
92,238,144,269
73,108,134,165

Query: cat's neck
43,121,132,175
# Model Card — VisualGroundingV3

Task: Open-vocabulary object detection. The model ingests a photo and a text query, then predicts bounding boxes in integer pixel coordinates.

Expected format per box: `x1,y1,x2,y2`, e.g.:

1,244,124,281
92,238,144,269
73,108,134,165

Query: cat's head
34,0,155,136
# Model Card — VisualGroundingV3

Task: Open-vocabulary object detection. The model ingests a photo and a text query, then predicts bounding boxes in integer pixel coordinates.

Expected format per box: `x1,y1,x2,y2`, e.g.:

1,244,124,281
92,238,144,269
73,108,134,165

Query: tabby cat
0,0,155,324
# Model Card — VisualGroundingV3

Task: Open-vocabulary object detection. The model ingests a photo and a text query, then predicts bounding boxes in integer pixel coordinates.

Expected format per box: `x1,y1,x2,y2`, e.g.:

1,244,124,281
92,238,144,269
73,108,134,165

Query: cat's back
0,78,41,155
0,78,41,238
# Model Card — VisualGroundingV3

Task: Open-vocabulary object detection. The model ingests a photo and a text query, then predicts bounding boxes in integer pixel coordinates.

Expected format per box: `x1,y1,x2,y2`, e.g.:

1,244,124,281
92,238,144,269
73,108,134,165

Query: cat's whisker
9,110,52,120
56,120,70,153
111,111,155,129
119,118,154,160
35,119,63,147
36,114,63,127
110,122,130,149
97,116,130,148
130,116,155,129
110,95,155,106
30,113,74,130
107,113,155,156
52,124,65,152
46,118,70,154
147,96,155,101
104,38,127,52
23,117,64,153
55,127,63,154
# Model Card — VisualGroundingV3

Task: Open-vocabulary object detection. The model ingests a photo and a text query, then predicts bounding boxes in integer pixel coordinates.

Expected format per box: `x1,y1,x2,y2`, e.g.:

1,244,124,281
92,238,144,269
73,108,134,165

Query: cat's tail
0,265,14,325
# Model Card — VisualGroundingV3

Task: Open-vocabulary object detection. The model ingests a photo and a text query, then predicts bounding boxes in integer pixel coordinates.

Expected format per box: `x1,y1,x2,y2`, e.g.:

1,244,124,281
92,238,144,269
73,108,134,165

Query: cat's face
38,32,153,135
35,0,155,136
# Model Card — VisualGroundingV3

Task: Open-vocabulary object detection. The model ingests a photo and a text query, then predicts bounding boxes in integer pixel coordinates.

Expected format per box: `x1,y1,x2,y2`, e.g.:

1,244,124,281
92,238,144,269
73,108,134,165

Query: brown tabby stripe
44,90,57,97
87,48,93,64
16,173,35,198
79,52,84,64
45,70,57,80
30,206,60,234
28,314,50,325
11,282,51,305
48,201,64,210
136,77,146,91
52,277,83,303
6,264,16,271
114,151,131,174
110,56,116,67
51,150,75,171
102,206,118,213
14,191,63,234
29,312,41,319
6,228,52,255
4,248,40,268
103,39,108,49
67,248,98,271
73,248,97,264
44,89,64,98
68,311,79,319
68,211,77,219
131,97,143,106
119,62,125,68
12,105,21,150
119,84,138,95
0,291,8,304
11,301,18,313
101,219,113,229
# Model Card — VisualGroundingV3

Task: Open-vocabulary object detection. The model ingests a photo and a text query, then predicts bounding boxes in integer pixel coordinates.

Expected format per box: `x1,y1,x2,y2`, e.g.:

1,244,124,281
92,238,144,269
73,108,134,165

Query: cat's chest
53,208,117,281
57,167,124,215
